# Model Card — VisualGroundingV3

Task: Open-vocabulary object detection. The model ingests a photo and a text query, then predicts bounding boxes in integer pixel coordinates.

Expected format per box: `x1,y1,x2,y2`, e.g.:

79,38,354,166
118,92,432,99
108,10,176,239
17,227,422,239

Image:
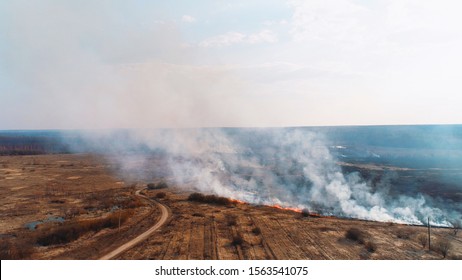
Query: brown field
1,154,461,260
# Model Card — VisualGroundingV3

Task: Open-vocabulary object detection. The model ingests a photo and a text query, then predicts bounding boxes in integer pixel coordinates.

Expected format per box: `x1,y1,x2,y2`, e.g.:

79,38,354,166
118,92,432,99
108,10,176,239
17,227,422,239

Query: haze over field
1,2,461,228
1,0,462,129
66,127,459,227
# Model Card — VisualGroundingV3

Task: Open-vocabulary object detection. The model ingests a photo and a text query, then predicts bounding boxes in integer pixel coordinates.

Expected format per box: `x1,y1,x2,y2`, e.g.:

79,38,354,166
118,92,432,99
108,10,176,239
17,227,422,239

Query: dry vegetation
187,192,236,206
118,189,462,260
35,209,134,246
1,154,462,260
0,154,159,259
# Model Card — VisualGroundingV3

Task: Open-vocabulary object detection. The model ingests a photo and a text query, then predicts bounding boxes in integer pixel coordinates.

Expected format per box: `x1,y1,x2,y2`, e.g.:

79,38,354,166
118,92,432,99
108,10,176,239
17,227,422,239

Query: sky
1,0,462,129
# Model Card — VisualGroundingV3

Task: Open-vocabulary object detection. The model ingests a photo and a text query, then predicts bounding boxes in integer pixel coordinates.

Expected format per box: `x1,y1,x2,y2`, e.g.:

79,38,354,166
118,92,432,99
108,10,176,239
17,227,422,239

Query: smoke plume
72,128,459,227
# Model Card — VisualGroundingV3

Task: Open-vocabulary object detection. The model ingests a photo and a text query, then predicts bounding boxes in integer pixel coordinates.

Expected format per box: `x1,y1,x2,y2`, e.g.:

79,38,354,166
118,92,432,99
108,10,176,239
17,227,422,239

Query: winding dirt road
99,189,171,260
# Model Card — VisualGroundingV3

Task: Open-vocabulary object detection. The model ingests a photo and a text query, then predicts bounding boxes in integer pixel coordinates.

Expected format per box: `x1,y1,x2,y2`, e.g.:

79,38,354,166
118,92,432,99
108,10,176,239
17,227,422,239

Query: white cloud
181,15,196,23
199,32,246,47
263,19,288,26
199,30,278,47
247,30,278,44
288,0,368,43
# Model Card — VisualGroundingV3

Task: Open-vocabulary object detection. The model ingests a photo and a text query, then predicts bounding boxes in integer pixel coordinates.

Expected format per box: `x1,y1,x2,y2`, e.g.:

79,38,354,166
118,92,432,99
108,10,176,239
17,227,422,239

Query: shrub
417,233,427,248
188,192,205,202
252,227,261,235
188,192,234,206
452,220,461,236
396,228,414,239
155,192,166,199
203,194,218,204
227,215,238,226
0,239,34,260
231,234,244,246
212,196,233,206
365,241,377,253
433,238,452,258
156,181,168,189
147,181,168,190
345,227,366,244
301,208,310,217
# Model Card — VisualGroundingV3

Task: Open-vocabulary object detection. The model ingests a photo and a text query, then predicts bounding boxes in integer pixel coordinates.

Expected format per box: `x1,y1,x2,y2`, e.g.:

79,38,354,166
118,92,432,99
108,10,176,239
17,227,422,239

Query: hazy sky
1,0,462,129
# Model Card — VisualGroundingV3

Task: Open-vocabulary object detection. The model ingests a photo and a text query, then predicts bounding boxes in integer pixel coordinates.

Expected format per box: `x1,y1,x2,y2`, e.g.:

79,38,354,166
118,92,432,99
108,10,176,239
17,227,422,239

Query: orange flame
230,198,247,205
229,198,330,218
269,204,328,218
271,204,303,213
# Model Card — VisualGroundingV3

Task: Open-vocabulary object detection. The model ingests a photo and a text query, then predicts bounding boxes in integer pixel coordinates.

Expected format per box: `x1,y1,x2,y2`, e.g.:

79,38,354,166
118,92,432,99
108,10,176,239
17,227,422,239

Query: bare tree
417,233,427,249
452,220,461,236
433,238,452,259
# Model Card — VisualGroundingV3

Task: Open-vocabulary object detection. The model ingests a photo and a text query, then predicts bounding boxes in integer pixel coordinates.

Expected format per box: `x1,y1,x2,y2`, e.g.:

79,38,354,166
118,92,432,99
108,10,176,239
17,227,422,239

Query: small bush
252,227,261,235
433,238,452,258
203,194,218,203
345,227,366,244
188,192,205,202
231,234,244,246
301,208,310,217
212,196,233,206
396,228,414,239
365,241,377,253
0,239,34,260
227,215,238,226
452,220,461,236
156,181,168,189
147,181,168,190
417,233,427,248
188,192,234,206
155,192,166,199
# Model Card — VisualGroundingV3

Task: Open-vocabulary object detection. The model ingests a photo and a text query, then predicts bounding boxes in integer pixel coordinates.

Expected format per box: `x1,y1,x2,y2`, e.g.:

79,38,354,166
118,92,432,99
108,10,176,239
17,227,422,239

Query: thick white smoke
88,128,457,227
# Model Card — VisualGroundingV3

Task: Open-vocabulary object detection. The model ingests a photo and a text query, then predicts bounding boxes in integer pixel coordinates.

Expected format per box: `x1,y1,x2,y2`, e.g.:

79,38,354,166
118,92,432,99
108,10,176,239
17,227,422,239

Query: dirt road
99,189,171,260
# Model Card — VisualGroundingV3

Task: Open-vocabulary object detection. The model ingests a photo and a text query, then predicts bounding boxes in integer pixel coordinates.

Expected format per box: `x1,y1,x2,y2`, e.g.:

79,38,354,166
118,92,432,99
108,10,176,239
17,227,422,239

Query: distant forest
0,132,69,155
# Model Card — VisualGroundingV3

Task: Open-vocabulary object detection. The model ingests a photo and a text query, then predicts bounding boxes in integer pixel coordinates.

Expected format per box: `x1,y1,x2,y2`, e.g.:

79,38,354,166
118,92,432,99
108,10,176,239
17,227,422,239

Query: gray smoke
73,128,459,227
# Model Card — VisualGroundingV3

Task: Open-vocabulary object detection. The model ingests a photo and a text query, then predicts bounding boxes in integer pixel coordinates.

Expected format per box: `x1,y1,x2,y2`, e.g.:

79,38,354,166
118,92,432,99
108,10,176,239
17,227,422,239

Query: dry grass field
1,154,461,260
